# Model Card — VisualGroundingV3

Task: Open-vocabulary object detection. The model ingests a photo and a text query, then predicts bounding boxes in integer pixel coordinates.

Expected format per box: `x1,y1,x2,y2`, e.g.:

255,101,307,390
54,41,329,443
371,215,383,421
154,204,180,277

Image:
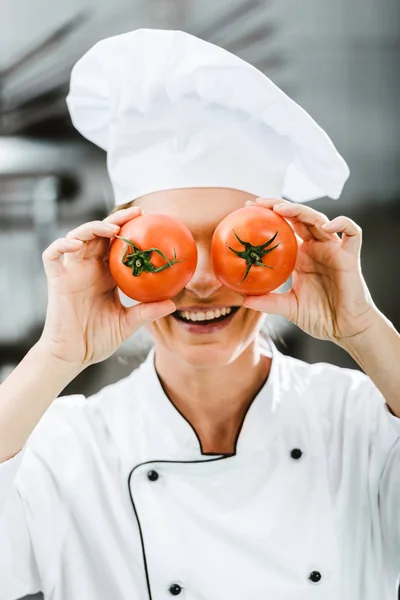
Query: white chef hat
66,28,349,206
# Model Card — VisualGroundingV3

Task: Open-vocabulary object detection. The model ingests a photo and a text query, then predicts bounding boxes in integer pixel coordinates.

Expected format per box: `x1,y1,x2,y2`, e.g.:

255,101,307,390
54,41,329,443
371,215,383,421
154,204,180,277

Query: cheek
233,309,266,342
237,307,263,324
147,316,171,338
245,309,265,330
146,318,178,354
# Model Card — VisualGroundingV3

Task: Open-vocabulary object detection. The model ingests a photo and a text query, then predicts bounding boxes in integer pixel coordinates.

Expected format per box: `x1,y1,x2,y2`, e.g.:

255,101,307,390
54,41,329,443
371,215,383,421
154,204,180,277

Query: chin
171,337,248,369
149,309,264,368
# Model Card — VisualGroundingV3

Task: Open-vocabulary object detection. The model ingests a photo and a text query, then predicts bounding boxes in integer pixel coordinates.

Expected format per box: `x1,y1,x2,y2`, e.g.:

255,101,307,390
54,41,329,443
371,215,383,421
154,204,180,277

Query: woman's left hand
242,197,377,345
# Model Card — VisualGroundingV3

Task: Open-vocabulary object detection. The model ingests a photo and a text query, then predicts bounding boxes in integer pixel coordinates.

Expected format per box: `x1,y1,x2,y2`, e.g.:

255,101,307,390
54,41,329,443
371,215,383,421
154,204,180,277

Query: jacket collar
135,336,284,461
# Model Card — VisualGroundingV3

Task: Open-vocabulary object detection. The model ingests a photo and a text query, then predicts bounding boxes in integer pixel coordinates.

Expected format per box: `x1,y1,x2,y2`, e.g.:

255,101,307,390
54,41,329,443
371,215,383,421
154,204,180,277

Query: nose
185,244,222,298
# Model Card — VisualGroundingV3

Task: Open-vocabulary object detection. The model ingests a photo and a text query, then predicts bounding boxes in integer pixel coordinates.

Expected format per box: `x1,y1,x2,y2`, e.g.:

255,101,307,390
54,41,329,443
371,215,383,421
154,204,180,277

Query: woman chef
0,29,399,600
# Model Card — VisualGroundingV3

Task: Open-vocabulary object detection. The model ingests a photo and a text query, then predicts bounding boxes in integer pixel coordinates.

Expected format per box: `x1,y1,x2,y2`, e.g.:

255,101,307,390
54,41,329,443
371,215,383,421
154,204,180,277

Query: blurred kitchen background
0,0,399,597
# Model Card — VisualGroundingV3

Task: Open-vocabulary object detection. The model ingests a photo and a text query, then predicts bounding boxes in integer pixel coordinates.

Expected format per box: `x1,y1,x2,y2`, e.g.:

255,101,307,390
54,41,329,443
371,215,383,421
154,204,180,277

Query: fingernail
274,203,289,210
106,223,120,230
321,222,332,229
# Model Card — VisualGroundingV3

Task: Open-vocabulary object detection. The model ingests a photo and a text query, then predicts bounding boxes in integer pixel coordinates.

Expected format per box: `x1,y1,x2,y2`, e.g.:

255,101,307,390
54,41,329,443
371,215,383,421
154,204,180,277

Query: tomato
211,206,297,295
109,214,198,302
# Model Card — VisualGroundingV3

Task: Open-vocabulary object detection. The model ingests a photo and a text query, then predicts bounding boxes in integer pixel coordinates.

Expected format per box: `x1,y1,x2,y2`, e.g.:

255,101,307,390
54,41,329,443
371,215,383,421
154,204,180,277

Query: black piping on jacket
127,360,270,598
127,455,231,600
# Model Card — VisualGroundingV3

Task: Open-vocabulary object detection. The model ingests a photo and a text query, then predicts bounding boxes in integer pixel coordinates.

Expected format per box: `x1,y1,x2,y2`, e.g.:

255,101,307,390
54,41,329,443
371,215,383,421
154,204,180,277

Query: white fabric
1,340,399,599
66,29,350,206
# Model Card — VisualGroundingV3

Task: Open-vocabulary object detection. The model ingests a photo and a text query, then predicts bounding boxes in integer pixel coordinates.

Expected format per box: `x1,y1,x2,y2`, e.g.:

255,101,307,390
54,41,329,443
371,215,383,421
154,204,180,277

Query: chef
0,28,399,600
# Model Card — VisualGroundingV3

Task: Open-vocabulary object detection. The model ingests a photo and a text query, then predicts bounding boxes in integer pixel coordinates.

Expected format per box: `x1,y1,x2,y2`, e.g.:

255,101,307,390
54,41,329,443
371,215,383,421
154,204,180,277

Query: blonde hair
108,200,135,215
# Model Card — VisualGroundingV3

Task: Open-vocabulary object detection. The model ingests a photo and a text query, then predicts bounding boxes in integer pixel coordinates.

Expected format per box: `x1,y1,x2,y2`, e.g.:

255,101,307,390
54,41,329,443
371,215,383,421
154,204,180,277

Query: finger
103,205,142,226
64,209,142,263
321,216,362,253
271,202,339,242
102,207,144,260
122,299,176,335
249,197,313,241
65,221,121,262
253,197,290,208
65,220,120,242
243,290,295,321
279,216,314,243
42,238,84,278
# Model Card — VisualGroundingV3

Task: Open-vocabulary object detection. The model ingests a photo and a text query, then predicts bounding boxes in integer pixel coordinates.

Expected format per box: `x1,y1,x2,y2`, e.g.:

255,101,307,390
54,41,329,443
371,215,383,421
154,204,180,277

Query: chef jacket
0,337,399,600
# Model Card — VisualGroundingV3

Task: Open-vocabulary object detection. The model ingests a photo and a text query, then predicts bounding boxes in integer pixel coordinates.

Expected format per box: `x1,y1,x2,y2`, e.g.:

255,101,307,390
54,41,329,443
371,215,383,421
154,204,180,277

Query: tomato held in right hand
109,213,198,303
211,205,298,295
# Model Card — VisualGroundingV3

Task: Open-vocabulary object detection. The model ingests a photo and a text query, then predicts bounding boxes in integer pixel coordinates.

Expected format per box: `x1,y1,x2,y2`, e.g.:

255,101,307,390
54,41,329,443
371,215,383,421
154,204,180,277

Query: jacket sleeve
376,401,400,565
0,447,42,599
316,363,400,573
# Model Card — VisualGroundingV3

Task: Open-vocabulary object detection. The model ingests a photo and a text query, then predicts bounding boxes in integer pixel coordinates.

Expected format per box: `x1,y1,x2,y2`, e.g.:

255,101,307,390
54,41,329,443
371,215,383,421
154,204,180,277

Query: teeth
177,307,233,322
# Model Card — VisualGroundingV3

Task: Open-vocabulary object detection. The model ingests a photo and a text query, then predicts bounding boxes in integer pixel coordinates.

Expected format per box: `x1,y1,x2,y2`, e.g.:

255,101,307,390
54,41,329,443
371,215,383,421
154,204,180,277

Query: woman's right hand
39,206,176,369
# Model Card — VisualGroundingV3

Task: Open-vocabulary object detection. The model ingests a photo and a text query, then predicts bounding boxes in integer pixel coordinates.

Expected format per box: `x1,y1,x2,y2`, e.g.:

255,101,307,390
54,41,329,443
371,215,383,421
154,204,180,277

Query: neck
154,339,272,454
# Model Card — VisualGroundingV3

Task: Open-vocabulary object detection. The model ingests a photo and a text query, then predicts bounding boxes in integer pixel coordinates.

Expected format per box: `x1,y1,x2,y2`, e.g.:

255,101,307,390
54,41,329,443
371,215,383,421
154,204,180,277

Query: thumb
243,290,294,321
124,299,176,333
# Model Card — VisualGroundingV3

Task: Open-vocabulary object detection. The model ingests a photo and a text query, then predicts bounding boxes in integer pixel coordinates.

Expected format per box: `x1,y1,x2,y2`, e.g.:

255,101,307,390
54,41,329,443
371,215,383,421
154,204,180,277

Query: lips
171,306,241,334
173,306,240,324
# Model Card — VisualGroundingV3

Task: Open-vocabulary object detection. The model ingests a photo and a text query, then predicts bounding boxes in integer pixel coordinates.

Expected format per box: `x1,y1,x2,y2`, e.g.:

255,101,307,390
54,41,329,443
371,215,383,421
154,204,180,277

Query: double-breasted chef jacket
1,337,400,600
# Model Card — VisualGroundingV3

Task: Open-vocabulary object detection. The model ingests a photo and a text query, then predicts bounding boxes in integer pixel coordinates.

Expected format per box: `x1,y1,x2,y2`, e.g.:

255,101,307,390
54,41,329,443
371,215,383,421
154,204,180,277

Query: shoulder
277,351,386,437
279,351,378,398
25,362,146,470
274,353,400,481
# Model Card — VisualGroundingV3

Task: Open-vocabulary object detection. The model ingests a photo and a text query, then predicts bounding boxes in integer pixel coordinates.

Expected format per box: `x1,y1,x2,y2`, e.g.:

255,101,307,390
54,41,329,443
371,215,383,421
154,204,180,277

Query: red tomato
211,206,297,295
109,214,198,302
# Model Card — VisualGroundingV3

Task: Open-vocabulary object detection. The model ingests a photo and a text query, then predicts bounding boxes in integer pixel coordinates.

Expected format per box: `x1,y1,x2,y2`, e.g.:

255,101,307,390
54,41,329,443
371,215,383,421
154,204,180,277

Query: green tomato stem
226,229,281,284
116,236,186,277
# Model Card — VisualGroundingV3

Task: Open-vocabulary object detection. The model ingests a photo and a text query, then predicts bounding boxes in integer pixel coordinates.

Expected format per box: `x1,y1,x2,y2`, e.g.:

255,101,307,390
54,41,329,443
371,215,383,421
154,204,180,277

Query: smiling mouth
172,306,241,325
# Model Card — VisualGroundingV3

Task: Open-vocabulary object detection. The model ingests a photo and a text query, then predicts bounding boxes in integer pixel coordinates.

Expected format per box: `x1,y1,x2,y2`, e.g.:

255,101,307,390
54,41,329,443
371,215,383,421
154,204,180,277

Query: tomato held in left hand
211,205,298,295
109,213,198,303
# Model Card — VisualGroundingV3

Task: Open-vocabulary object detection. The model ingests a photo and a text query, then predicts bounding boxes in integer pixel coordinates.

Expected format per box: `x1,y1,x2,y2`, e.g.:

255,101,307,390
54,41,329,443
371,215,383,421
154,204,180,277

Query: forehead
134,187,256,234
